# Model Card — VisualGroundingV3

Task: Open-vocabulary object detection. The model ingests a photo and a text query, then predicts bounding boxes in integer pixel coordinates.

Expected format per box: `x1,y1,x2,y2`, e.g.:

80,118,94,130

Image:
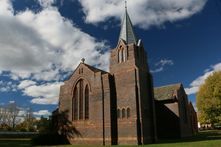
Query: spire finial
125,0,127,10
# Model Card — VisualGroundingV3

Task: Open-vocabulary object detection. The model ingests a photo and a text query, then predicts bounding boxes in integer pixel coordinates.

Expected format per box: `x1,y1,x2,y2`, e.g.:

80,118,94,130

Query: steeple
118,1,137,45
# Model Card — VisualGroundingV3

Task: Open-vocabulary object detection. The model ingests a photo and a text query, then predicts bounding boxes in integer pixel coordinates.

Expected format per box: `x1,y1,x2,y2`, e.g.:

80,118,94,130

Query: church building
59,7,156,145
58,6,197,145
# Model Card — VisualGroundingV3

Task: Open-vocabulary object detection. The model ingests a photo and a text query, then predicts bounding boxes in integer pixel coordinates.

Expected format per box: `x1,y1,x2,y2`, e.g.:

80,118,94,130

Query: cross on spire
125,0,127,10
81,58,85,63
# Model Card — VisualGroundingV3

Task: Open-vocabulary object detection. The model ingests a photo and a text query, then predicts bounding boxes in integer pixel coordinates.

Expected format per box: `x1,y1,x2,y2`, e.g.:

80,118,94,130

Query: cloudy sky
0,0,221,116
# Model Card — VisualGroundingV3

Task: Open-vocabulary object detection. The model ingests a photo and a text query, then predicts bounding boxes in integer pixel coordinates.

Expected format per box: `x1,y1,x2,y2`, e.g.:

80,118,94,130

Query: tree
15,107,37,132
0,106,8,125
36,116,51,133
24,107,36,131
51,109,81,138
0,102,19,129
32,110,81,145
7,102,19,129
196,71,221,127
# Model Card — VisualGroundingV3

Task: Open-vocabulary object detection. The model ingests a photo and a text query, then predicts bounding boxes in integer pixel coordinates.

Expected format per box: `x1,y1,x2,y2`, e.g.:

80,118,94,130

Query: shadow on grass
0,139,31,147
157,130,221,144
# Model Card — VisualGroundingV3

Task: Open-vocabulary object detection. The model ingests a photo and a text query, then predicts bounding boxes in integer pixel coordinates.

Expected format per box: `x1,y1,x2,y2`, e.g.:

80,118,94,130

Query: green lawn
63,130,221,147
0,138,31,147
0,130,220,147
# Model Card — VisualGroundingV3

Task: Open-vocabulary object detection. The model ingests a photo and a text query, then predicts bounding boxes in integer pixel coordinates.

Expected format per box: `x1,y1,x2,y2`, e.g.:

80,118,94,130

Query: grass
62,130,221,147
151,129,221,147
0,138,31,147
0,130,220,147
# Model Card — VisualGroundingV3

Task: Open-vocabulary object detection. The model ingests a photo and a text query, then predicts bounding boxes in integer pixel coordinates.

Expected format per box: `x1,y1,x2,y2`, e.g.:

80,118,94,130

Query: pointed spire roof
118,2,137,45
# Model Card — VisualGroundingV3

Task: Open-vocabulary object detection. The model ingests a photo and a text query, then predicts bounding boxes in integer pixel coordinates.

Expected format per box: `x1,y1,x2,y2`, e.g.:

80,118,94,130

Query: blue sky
0,0,221,117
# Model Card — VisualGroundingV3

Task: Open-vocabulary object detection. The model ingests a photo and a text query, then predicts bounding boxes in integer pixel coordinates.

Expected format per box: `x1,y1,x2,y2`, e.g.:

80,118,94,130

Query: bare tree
0,105,11,125
0,102,19,129
0,106,4,123
7,102,19,129
0,103,36,131
24,107,36,131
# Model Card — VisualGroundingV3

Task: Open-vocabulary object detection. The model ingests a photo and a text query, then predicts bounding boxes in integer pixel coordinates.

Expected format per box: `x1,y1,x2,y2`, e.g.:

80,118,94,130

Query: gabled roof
154,83,182,101
118,8,137,45
66,63,109,81
83,63,108,74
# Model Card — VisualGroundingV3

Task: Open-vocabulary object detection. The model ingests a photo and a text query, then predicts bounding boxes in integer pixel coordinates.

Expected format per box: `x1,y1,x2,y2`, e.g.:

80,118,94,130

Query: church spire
118,1,137,45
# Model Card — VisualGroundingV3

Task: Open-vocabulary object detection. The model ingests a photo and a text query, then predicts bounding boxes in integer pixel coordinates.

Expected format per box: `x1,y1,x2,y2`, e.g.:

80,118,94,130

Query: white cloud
0,0,13,17
151,59,174,73
33,110,51,116
18,80,37,89
0,0,110,105
185,86,199,95
38,0,55,8
150,67,163,73
78,0,207,29
0,0,109,82
0,80,17,92
9,100,15,103
18,110,26,117
185,62,221,95
22,82,63,105
155,59,174,66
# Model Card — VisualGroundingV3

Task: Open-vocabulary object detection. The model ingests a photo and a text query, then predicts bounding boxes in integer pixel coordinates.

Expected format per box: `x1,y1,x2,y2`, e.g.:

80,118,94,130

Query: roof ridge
83,63,109,74
155,83,182,89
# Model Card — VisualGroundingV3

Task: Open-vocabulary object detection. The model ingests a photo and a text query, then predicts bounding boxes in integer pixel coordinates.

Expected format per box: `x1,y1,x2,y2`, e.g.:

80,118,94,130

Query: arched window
72,79,89,121
73,86,78,120
118,50,122,63
118,45,128,63
117,109,121,119
123,48,126,62
79,80,83,120
85,85,89,119
122,108,126,118
127,108,130,118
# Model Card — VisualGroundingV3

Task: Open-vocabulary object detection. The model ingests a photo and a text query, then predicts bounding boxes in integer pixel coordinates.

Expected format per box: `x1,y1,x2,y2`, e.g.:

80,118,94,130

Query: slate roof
154,83,182,101
118,8,137,44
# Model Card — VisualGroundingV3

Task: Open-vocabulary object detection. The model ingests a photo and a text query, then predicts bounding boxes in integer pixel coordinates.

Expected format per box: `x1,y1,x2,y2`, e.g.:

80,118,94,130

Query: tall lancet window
127,108,130,118
73,79,90,121
118,49,123,63
122,108,126,118
123,48,127,62
85,85,89,119
79,80,83,120
73,86,78,120
118,45,127,63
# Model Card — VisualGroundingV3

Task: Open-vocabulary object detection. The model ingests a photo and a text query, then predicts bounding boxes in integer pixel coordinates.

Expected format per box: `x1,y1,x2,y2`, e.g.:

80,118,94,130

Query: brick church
58,7,197,145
